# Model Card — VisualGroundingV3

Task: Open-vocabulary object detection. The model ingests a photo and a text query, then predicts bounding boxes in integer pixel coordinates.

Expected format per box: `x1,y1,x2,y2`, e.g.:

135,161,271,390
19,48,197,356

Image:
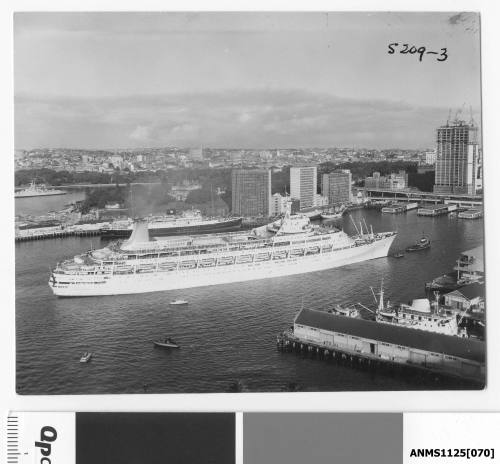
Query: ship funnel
121,219,149,250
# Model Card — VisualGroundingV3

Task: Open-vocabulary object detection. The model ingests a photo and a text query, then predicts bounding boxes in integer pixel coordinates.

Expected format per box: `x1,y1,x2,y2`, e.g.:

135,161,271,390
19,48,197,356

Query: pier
15,225,104,242
355,187,483,208
277,308,485,386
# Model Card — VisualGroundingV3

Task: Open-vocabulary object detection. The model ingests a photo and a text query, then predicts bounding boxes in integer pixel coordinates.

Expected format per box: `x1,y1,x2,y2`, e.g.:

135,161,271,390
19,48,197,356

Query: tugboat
153,337,180,349
79,352,92,363
406,234,431,252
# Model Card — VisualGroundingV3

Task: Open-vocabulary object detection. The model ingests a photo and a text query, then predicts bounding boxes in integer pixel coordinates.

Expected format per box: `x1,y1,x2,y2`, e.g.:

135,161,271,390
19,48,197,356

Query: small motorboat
406,234,431,252
80,352,92,363
328,304,359,318
153,337,180,349
169,299,188,306
392,252,405,258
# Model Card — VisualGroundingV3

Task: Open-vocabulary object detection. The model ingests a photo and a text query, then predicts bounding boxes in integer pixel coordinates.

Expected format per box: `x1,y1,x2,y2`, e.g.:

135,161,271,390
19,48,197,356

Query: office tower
322,170,352,206
434,119,482,194
290,166,317,209
231,169,271,217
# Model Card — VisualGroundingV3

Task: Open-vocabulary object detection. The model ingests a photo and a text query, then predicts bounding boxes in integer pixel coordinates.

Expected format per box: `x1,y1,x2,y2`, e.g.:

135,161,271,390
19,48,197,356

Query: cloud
15,89,479,149
129,125,153,141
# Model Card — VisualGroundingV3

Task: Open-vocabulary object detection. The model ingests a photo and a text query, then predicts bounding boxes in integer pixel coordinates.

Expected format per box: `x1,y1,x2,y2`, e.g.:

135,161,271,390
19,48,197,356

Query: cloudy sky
14,12,481,149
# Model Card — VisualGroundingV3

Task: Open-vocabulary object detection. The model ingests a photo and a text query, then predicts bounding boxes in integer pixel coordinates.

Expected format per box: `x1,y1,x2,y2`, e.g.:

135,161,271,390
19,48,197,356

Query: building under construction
434,116,482,195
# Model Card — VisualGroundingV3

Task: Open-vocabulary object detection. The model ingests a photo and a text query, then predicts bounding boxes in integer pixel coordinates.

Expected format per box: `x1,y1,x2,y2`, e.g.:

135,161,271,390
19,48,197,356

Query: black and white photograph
15,12,486,394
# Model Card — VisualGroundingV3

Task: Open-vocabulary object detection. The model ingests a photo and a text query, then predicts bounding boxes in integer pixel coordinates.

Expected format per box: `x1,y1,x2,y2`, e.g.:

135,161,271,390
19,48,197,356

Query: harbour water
15,205,485,394
15,190,86,216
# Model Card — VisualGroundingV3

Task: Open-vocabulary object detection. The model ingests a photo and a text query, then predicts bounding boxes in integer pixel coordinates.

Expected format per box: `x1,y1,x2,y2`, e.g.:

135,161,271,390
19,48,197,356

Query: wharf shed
293,309,485,381
444,283,485,311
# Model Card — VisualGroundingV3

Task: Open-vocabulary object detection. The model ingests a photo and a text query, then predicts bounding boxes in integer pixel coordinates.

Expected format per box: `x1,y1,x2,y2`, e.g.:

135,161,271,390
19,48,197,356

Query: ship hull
15,191,66,198
100,217,243,238
50,234,396,297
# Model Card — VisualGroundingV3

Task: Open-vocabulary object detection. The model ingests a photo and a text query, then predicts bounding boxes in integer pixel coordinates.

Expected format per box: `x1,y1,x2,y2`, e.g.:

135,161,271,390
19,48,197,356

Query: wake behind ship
49,211,397,297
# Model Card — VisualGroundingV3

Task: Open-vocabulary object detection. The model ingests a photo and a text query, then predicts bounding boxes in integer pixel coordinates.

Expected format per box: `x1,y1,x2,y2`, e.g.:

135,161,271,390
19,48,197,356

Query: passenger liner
49,209,396,297
100,210,243,238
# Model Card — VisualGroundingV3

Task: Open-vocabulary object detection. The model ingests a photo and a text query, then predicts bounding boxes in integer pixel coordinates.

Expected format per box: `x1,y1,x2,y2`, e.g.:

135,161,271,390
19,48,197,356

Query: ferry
48,206,396,297
15,181,66,198
100,210,243,238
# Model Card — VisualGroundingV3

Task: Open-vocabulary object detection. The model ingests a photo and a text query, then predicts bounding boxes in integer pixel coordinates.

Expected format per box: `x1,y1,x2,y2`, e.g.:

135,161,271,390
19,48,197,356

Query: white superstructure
49,210,396,297
365,282,466,337
102,210,236,231
15,181,66,198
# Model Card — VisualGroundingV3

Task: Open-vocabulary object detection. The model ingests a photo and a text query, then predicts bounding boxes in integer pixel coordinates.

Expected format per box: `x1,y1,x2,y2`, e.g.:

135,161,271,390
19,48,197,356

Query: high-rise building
434,119,482,194
322,170,352,206
313,194,329,207
290,166,317,209
231,169,271,217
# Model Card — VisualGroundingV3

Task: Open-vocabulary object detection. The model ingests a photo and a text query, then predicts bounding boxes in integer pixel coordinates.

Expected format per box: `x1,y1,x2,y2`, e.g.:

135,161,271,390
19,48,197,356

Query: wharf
15,225,103,242
276,329,483,387
277,308,485,386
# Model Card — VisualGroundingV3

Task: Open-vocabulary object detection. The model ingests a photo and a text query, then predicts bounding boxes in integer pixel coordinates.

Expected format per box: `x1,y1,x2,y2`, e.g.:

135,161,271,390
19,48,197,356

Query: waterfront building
417,204,456,217
364,171,408,190
270,193,290,216
290,308,484,381
231,169,271,217
443,283,484,312
313,194,329,207
453,246,484,283
322,170,352,206
458,209,483,219
434,119,482,194
290,166,317,209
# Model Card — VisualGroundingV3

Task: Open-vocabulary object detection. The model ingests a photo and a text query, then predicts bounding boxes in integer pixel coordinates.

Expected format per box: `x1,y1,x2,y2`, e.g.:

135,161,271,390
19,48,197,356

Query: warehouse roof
294,309,485,364
445,283,485,301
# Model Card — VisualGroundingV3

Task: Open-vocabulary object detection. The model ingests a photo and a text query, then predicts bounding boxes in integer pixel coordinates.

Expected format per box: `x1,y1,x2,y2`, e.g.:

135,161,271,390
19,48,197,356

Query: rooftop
445,283,485,301
294,308,485,364
417,204,449,211
461,246,483,258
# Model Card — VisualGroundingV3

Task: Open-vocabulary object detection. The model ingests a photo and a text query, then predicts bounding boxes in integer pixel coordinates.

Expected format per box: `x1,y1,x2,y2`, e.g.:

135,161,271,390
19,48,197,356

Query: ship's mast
349,215,360,235
378,279,385,314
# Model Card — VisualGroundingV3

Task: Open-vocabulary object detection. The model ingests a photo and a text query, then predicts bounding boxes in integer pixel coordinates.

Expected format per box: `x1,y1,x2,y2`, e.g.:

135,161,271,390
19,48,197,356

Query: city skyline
15,12,481,150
